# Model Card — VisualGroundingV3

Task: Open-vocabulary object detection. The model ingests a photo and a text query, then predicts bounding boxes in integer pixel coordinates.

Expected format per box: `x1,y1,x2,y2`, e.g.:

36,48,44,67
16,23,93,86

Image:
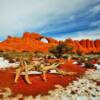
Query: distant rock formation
0,32,58,52
64,38,100,54
0,32,99,53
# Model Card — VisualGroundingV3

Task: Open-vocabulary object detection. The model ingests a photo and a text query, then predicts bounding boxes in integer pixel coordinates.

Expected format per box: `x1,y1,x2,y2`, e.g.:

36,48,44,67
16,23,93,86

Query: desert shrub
2,52,34,62
49,43,68,58
84,62,95,69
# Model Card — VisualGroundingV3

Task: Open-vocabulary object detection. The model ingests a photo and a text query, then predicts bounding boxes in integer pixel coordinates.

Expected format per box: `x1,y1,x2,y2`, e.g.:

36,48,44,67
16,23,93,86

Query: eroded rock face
64,39,100,54
0,32,59,52
0,32,99,53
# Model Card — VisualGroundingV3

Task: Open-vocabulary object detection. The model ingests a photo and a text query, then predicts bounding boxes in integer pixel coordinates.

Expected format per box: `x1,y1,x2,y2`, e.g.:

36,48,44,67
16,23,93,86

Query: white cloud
91,4,100,15
55,29,100,40
0,0,92,38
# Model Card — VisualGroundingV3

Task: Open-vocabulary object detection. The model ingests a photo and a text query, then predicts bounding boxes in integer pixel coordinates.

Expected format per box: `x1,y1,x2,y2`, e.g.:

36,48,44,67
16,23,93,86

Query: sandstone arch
40,37,49,43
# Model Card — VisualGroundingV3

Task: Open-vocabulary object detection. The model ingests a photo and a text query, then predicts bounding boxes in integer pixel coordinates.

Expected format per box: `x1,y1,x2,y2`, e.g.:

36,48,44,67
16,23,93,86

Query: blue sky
0,0,100,41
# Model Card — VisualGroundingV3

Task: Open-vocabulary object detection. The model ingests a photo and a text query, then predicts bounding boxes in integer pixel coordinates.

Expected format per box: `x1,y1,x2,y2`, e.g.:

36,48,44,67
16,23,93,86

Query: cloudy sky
0,0,100,41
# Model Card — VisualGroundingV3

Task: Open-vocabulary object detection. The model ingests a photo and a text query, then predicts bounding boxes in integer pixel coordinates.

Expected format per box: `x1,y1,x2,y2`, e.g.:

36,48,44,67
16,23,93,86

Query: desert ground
0,52,99,100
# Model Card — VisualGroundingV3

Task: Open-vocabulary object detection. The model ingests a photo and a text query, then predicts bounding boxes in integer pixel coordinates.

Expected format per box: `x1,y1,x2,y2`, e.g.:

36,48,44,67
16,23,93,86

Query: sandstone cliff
0,32,99,53
0,32,58,52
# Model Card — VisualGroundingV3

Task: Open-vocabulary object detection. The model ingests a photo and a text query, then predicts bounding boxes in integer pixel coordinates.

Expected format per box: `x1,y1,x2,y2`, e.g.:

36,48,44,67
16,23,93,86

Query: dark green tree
49,42,73,58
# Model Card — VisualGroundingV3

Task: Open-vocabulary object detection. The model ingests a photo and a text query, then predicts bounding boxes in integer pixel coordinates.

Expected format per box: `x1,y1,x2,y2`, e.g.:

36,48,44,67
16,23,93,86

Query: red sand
0,61,86,96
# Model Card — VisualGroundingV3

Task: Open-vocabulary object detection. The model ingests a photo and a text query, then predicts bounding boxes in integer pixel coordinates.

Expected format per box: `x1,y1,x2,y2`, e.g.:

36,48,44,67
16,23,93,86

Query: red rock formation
94,39,100,53
0,32,59,52
64,39,100,54
0,32,99,53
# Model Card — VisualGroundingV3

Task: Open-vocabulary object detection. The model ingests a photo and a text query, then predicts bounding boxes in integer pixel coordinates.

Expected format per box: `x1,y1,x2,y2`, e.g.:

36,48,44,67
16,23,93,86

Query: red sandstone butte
0,32,99,53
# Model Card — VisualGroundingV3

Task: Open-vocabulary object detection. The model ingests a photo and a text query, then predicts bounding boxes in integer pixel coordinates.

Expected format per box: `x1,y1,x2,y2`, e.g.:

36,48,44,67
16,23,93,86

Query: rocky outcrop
0,32,99,53
64,39,100,54
0,32,59,52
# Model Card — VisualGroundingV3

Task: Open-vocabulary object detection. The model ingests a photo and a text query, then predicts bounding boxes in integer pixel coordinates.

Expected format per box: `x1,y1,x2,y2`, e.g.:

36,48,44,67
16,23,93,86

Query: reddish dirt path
0,61,86,96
